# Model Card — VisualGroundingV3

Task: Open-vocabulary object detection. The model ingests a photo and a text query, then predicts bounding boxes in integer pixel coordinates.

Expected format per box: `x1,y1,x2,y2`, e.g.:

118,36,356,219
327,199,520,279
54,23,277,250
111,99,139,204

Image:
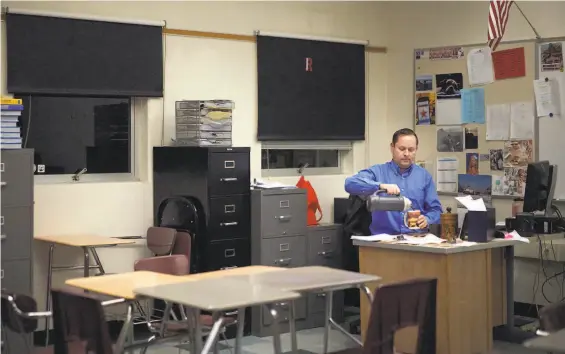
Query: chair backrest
0,291,38,333
539,301,565,332
172,231,192,274
146,226,177,256
363,278,437,354
134,255,189,276
51,288,113,354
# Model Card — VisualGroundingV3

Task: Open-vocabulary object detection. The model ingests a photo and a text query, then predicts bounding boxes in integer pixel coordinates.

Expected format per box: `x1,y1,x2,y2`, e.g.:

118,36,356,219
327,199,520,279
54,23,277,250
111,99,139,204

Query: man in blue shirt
344,128,442,235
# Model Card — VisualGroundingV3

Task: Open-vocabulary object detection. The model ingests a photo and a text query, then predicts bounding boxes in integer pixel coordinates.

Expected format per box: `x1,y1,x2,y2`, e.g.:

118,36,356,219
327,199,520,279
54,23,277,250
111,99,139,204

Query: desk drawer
1,206,33,261
261,236,306,268
207,195,250,241
208,152,250,196
206,238,250,271
263,298,307,326
1,259,32,295
261,194,307,238
0,150,33,207
307,228,341,267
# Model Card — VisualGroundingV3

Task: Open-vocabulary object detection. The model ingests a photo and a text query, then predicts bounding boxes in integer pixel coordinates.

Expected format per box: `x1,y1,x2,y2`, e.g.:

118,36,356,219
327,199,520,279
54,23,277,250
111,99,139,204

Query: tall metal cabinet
250,188,344,337
1,149,34,353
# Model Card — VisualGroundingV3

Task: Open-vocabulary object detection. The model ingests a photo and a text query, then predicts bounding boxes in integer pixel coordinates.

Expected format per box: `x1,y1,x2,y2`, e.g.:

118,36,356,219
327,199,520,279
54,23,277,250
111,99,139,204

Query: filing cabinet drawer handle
279,200,290,208
224,160,235,169
274,257,292,267
318,250,334,258
0,182,6,187
0,162,3,172
220,222,239,227
221,266,238,270
0,216,4,225
225,310,238,316
220,177,238,182
1,270,3,279
316,293,327,298
275,215,292,221
224,204,236,213
0,234,6,241
277,302,289,309
321,236,332,244
224,249,236,258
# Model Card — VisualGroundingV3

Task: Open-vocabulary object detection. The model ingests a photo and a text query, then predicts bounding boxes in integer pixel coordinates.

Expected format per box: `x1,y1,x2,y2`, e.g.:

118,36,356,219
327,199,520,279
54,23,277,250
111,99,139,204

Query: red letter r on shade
305,57,313,72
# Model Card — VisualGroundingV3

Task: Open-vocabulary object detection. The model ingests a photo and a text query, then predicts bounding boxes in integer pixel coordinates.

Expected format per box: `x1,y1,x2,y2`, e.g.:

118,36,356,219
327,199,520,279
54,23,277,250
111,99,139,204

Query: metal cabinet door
260,236,307,268
0,150,33,207
261,194,307,238
1,206,33,261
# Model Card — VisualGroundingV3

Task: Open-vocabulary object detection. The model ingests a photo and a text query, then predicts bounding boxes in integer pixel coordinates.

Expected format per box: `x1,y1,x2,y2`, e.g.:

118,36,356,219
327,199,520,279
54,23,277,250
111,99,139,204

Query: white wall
1,0,389,317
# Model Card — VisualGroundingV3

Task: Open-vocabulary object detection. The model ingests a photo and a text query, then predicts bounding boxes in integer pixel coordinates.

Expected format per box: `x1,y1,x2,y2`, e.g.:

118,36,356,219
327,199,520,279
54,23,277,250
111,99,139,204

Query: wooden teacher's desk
354,238,520,354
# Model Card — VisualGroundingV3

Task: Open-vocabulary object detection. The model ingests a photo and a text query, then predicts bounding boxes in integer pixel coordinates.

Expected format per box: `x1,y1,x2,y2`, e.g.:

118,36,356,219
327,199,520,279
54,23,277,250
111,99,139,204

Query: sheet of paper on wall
486,103,510,140
461,88,486,124
455,195,487,211
509,101,534,139
436,99,462,125
492,47,526,80
467,47,494,86
533,79,561,117
436,157,458,193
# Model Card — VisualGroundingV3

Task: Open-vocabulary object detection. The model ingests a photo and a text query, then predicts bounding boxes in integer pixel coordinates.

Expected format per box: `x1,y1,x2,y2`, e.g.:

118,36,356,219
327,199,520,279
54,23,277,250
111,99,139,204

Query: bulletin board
537,37,565,200
413,40,537,200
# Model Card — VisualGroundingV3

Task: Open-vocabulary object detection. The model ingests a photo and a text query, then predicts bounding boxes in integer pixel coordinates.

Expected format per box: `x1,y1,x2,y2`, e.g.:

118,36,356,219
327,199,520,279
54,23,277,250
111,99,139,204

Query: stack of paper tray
174,100,233,147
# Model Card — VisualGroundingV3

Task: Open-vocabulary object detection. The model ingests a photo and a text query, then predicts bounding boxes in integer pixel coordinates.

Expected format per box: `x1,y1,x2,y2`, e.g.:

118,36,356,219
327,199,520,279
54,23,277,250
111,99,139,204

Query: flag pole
513,2,541,39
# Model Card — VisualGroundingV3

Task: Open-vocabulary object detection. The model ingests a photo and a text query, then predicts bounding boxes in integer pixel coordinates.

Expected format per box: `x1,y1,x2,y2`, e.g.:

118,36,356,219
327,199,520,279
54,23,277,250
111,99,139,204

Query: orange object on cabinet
296,175,323,226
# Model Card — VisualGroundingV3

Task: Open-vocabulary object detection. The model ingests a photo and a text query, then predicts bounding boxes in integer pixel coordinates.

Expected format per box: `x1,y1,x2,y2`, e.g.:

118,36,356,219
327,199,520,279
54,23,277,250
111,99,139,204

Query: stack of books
174,100,233,147
1,97,24,149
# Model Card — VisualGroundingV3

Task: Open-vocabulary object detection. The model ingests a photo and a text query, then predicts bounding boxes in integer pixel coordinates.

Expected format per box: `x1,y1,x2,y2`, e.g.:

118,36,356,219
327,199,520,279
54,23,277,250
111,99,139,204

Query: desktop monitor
523,161,557,216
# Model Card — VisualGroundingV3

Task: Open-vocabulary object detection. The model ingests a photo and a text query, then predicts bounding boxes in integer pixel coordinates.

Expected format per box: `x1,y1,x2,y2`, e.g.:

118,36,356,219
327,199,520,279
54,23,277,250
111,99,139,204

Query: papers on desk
351,233,446,245
455,195,487,211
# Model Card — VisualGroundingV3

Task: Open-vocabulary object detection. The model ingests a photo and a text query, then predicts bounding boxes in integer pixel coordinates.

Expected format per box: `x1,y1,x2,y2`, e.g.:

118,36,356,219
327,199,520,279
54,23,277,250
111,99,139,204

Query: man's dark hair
392,128,419,145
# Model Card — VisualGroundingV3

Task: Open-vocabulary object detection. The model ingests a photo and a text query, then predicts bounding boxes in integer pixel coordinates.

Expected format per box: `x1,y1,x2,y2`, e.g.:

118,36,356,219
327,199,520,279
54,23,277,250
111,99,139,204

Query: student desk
353,239,520,354
524,328,565,353
229,266,382,354
35,234,135,344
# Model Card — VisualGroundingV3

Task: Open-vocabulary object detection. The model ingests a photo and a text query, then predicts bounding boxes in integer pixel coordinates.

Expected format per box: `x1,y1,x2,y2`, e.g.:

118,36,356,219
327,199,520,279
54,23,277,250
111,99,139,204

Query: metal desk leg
90,248,106,275
202,313,224,354
115,303,134,353
267,304,282,354
505,245,515,328
82,247,90,278
323,291,334,354
234,308,245,354
44,243,54,346
194,309,203,353
289,301,298,353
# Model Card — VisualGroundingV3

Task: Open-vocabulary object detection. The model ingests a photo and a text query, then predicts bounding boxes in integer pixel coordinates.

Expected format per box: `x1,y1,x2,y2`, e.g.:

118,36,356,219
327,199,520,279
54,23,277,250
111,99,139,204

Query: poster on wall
540,42,564,72
435,73,463,99
415,92,436,125
429,47,464,60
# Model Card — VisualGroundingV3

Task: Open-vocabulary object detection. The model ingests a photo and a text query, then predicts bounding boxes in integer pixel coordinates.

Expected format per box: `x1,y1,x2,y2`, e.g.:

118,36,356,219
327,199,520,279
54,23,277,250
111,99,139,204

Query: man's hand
380,183,400,195
416,215,428,229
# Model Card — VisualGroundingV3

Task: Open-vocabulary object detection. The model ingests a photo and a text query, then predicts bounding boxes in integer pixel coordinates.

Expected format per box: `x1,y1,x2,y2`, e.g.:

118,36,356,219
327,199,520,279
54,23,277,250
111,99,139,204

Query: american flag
487,0,514,51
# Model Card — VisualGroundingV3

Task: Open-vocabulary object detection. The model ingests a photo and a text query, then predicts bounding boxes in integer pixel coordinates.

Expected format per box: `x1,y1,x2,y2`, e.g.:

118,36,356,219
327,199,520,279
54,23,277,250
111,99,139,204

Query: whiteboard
537,39,565,200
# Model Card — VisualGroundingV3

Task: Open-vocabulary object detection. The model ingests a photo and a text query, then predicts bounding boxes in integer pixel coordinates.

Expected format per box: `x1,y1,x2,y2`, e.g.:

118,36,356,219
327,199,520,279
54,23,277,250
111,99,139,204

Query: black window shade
257,35,366,141
6,13,163,97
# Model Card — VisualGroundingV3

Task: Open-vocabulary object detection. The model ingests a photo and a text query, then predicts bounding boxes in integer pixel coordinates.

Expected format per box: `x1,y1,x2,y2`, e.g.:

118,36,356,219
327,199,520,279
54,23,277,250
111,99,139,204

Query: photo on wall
436,126,464,152
466,153,479,175
503,140,533,168
503,167,527,197
540,42,564,72
464,127,479,149
435,73,463,99
415,74,433,92
458,174,492,199
489,149,504,171
415,92,436,125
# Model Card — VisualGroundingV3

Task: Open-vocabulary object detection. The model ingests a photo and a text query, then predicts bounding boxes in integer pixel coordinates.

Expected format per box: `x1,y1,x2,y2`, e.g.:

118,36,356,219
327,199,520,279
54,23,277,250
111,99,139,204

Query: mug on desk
404,210,421,229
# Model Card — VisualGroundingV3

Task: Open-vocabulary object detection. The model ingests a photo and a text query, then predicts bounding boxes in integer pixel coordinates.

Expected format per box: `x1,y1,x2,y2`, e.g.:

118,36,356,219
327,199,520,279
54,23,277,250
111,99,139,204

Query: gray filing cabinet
1,149,34,353
250,188,344,337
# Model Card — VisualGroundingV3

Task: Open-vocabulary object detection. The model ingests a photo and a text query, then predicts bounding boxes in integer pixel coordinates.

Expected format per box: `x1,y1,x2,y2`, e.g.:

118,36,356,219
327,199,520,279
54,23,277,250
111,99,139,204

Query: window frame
260,141,351,177
21,96,138,184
